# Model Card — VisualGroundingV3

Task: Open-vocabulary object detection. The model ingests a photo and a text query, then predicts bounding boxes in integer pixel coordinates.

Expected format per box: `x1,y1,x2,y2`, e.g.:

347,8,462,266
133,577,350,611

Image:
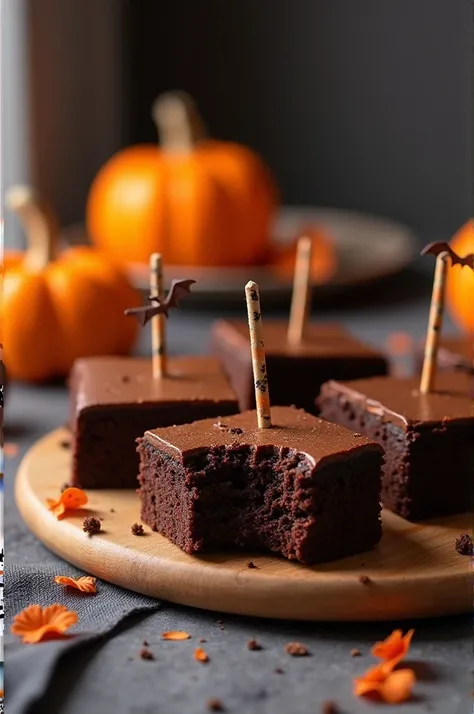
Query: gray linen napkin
5,562,161,714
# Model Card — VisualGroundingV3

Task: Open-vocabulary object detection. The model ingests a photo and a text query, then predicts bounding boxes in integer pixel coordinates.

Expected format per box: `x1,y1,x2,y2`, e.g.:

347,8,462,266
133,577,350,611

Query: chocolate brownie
212,320,388,414
415,336,473,375
137,406,383,564
318,372,474,520
70,356,238,489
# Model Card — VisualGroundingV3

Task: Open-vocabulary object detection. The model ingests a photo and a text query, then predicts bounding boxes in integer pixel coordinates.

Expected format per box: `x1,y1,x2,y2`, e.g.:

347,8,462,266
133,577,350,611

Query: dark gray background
5,0,471,249
126,0,473,242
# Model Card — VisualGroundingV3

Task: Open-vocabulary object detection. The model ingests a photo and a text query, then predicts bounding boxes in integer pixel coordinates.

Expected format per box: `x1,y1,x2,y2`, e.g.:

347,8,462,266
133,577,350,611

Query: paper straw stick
245,281,272,428
420,251,450,394
287,236,313,345
150,253,167,378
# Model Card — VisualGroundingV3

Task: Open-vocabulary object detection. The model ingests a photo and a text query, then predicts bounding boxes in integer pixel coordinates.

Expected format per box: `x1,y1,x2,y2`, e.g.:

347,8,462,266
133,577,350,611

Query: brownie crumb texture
142,640,149,646
350,648,362,657
247,561,258,569
455,533,473,556
359,574,371,585
131,523,145,536
139,648,154,660
213,421,228,431
285,642,309,657
213,421,243,435
321,701,339,714
60,482,70,493
83,517,101,536
207,698,224,712
247,639,262,651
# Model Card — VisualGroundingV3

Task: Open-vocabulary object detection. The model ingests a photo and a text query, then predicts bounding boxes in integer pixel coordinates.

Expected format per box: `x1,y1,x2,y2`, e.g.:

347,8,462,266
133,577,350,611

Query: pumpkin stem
152,91,206,154
5,185,59,271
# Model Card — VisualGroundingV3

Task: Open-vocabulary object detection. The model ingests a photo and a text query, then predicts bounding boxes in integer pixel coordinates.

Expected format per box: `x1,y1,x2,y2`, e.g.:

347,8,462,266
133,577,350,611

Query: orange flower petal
372,628,414,665
379,669,416,704
61,487,88,509
11,604,78,644
353,661,395,696
54,575,97,593
194,647,209,663
161,631,191,640
46,487,88,520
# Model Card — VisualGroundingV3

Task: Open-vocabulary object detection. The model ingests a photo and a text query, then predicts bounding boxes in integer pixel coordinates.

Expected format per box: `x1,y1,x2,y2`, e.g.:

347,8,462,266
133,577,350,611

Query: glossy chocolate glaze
321,372,473,430
71,355,237,414
144,405,381,465
213,320,384,358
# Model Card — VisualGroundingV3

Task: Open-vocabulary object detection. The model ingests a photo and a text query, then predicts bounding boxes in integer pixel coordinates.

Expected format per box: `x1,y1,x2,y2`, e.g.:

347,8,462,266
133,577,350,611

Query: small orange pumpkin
3,186,141,382
86,91,278,267
446,220,474,335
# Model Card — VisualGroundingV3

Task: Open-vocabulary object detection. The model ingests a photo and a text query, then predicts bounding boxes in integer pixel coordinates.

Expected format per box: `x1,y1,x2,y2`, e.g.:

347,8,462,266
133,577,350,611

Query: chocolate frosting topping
72,356,237,413
324,372,473,429
213,320,384,358
144,405,381,465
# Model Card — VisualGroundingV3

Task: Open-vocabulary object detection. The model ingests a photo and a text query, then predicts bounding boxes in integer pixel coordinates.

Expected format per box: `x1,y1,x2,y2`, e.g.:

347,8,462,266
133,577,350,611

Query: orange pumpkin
86,91,278,267
446,219,474,335
3,186,141,382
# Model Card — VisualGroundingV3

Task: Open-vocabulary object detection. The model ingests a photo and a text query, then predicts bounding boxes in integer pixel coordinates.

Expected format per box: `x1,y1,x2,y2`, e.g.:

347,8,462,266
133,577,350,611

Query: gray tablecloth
5,272,472,714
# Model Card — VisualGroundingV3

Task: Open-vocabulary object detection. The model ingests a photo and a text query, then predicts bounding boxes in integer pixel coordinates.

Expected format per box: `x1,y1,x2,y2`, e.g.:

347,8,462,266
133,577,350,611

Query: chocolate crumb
142,640,149,646
199,638,207,643
359,574,371,585
247,561,258,569
131,523,144,536
82,517,101,536
207,698,224,712
247,639,262,651
139,648,154,660
455,533,473,556
213,421,228,431
60,482,70,493
350,648,361,657
274,667,284,674
321,701,339,714
285,642,309,657
213,422,243,435
59,440,70,449
110,508,115,513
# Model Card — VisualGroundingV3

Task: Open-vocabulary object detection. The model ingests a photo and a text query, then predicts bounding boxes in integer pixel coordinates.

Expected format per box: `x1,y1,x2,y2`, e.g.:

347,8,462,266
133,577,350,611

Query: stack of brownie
69,320,472,565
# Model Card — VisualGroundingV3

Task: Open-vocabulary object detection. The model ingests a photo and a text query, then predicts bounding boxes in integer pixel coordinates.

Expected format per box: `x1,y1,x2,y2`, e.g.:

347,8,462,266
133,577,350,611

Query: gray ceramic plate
65,206,416,305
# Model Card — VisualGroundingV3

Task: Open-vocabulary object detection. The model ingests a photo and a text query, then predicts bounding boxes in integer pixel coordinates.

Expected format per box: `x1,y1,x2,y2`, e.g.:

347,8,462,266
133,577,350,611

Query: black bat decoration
421,242,474,270
124,279,196,326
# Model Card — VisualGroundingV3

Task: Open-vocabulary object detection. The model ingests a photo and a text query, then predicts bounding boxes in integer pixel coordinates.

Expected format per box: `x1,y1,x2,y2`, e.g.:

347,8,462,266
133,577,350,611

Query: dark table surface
4,268,472,714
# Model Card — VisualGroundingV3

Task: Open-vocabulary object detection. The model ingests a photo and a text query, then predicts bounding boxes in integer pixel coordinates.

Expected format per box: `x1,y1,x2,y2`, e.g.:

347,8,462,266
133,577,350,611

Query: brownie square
71,356,238,489
212,320,388,413
414,336,473,375
137,406,383,564
318,372,474,520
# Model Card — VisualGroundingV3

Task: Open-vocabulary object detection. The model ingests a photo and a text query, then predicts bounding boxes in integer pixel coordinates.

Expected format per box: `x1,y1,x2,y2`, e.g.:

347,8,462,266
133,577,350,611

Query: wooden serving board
16,428,471,622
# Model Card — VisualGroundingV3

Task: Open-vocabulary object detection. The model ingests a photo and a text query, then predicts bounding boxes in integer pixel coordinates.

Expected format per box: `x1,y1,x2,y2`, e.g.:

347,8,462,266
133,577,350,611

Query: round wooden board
16,428,471,622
